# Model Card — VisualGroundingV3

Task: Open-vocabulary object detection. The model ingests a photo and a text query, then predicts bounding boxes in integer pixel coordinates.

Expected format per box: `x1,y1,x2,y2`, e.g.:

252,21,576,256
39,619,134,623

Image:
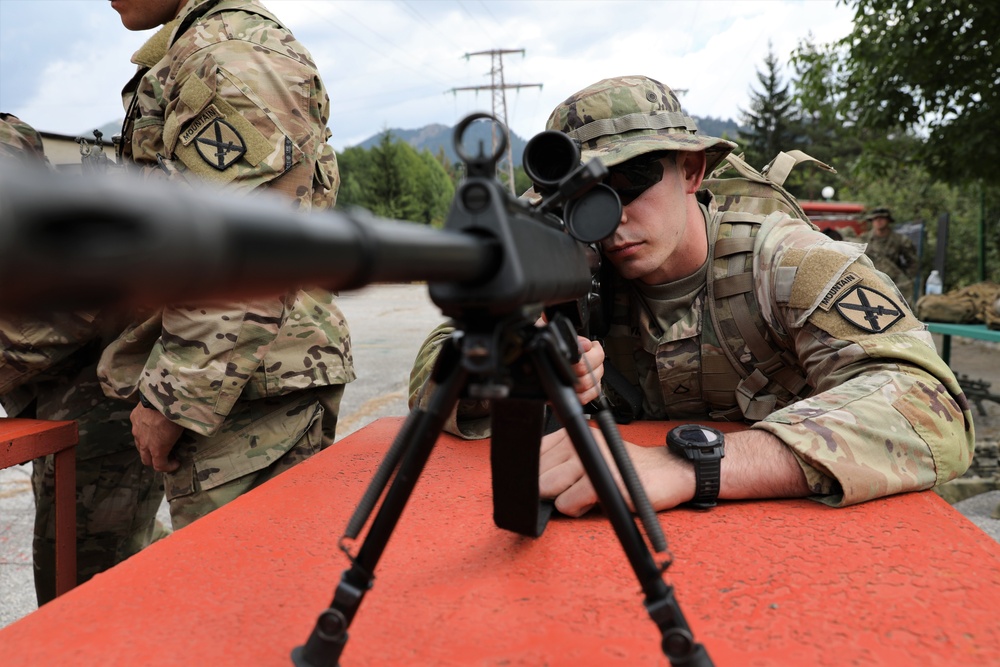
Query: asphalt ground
2,284,999,630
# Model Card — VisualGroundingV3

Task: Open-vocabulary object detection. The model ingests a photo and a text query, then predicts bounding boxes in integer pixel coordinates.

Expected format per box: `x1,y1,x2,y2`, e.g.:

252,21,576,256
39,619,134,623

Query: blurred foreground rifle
0,113,712,667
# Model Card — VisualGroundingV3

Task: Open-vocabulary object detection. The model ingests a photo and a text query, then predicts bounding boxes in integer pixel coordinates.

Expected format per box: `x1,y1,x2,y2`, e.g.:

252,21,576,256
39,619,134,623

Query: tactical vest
602,151,830,422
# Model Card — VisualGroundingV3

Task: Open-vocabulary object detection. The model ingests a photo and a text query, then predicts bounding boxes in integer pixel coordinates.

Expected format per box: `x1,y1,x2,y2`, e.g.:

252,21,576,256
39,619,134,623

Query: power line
449,49,541,194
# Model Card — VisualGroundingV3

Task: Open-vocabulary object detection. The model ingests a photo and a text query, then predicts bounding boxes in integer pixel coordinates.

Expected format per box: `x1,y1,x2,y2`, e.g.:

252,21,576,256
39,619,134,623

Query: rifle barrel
0,164,499,311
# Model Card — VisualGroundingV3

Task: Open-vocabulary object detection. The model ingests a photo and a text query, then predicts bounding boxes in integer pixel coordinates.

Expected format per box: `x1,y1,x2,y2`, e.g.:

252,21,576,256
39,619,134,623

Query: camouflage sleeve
0,312,102,395
137,299,285,436
0,113,47,163
409,322,491,440
132,20,338,208
751,215,974,506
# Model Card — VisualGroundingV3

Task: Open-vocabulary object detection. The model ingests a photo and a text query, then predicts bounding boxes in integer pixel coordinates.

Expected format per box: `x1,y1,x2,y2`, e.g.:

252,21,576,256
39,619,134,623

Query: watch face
669,424,724,449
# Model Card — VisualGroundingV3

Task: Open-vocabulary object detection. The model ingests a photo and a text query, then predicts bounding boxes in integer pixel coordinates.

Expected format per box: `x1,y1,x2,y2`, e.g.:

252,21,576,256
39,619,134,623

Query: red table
0,418,77,596
1,417,997,666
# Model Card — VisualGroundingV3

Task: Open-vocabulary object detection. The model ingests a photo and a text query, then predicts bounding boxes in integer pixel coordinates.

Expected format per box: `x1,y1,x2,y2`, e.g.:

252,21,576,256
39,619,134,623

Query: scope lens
564,185,621,243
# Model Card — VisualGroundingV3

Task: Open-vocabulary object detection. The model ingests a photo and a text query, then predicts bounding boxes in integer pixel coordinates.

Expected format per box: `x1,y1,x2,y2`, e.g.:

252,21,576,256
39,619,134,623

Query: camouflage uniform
409,76,974,508
0,112,47,161
0,113,167,605
98,0,354,529
860,219,918,302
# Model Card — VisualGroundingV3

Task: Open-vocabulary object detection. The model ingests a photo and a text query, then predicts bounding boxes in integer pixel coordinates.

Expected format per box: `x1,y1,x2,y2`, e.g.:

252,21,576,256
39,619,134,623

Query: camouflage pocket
166,391,323,498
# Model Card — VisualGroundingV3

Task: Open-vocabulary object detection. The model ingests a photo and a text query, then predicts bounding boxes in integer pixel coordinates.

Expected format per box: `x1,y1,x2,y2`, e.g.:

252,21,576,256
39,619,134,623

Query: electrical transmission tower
450,49,542,194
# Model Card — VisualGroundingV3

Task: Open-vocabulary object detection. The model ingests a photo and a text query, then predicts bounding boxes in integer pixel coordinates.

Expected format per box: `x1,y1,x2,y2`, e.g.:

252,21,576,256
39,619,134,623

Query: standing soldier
0,112,168,605
101,0,355,529
860,207,918,302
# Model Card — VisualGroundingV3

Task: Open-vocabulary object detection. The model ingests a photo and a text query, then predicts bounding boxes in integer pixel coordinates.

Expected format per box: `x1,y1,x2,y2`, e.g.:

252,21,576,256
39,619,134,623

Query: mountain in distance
355,122,528,167
356,115,742,166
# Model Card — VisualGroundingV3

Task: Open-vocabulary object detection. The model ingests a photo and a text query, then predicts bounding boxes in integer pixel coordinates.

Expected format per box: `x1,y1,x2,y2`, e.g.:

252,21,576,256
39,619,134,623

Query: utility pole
450,49,541,194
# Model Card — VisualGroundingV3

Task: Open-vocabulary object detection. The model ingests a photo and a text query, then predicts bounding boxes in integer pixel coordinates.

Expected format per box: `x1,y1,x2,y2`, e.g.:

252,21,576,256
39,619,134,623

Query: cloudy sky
0,0,854,151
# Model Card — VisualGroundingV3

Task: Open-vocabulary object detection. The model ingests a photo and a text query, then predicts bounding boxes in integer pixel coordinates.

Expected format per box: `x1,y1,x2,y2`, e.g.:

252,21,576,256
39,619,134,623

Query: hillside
356,115,742,166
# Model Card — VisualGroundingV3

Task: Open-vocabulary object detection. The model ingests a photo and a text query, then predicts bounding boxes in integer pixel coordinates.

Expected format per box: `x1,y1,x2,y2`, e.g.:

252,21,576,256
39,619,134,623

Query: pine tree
738,42,801,171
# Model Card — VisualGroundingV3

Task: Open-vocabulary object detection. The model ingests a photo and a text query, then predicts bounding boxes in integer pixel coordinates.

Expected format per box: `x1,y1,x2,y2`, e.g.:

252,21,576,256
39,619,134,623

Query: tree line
335,129,533,228
737,0,998,290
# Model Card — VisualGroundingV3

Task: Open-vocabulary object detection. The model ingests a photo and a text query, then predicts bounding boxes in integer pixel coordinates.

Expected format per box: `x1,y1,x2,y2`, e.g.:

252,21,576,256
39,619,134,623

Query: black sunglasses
603,152,668,205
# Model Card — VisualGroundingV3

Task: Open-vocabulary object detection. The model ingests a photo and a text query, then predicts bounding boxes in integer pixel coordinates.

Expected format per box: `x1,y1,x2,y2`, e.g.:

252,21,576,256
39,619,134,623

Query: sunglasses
603,152,668,206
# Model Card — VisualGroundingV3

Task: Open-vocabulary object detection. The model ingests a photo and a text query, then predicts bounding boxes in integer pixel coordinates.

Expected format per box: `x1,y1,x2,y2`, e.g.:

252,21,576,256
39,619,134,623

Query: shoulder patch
819,271,862,311
832,284,903,333
193,118,247,171
180,104,225,146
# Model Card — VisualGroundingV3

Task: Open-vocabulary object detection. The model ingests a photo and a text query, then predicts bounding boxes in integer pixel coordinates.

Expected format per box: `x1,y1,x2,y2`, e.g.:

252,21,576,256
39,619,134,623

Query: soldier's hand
573,337,605,405
538,426,694,517
130,402,183,472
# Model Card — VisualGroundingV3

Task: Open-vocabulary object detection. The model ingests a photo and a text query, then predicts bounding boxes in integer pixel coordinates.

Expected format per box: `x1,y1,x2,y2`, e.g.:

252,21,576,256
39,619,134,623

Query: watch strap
690,457,721,509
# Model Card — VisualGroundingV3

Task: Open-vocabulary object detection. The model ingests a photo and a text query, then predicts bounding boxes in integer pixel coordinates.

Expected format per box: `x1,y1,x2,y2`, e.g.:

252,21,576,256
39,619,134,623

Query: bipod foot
291,607,348,667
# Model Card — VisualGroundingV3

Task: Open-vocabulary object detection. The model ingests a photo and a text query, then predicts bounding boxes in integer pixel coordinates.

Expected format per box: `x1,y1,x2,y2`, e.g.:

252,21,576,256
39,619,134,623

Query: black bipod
291,313,713,667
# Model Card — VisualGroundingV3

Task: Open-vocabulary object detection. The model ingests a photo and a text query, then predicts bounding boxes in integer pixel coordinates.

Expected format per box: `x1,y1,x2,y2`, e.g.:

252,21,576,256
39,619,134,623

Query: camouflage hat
866,206,894,222
545,75,736,176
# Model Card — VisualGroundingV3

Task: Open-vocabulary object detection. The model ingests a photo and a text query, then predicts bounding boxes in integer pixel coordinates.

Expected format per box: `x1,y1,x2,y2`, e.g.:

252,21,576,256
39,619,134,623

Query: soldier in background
860,207,918,301
0,112,168,605
410,76,973,517
102,0,354,529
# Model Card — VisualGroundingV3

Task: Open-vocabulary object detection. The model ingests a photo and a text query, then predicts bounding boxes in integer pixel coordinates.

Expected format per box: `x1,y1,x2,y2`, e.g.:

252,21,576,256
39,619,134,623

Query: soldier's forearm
718,429,812,501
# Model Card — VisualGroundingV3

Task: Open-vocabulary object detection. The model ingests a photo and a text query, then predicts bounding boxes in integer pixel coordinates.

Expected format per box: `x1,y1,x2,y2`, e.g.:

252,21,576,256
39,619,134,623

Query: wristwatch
666,424,726,509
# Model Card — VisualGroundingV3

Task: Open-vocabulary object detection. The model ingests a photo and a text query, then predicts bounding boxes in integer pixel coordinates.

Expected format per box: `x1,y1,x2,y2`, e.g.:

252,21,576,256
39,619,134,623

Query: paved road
3,285,999,630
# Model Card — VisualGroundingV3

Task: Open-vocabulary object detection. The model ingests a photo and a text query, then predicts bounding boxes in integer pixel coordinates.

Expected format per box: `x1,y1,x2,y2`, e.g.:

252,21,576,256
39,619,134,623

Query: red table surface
2,417,998,666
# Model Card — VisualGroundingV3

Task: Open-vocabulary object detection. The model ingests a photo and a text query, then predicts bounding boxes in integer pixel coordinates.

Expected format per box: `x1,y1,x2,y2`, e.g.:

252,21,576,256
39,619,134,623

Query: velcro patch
180,104,225,146
819,271,861,311
787,246,857,311
833,285,903,333
193,119,247,171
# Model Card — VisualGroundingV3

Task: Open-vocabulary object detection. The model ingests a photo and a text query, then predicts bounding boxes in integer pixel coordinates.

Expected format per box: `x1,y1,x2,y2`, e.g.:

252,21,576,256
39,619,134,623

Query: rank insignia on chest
833,285,903,333
194,118,247,171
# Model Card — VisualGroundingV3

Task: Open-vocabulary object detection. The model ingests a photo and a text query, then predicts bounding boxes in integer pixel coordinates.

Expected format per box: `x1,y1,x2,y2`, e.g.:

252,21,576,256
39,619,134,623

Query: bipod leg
528,337,714,667
292,338,469,667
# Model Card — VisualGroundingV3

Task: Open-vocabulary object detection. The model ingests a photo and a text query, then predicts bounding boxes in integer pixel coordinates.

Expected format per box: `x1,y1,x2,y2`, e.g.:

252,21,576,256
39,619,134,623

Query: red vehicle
800,200,866,236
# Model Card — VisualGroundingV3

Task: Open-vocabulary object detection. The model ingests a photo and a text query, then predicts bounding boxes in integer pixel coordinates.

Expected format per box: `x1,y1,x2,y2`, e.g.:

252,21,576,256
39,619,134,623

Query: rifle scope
522,130,621,244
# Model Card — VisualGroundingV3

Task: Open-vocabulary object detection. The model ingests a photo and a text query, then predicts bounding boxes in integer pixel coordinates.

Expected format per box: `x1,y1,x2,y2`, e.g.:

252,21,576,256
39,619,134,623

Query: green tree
798,0,1000,187
335,132,455,226
512,165,532,197
367,130,416,220
738,42,802,172
792,2,1000,283
334,145,373,211
413,149,455,227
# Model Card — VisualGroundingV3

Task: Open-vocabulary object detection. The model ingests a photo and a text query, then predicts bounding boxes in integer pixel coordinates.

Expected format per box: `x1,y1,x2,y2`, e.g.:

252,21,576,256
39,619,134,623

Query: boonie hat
866,207,894,222
545,75,736,176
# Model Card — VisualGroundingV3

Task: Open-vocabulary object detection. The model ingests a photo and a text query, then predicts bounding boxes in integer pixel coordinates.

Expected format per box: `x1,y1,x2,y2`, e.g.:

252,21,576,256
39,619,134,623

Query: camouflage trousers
31,446,167,604
165,385,344,530
28,360,167,606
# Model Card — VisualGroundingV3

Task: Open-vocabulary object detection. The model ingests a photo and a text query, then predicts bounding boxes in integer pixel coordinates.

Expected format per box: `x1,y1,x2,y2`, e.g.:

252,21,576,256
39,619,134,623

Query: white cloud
0,0,854,148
